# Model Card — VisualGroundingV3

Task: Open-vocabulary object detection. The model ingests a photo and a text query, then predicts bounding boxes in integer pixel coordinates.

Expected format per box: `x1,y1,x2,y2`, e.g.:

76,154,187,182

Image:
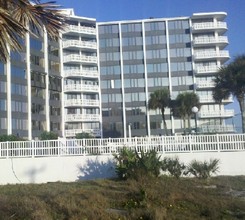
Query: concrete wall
0,151,244,185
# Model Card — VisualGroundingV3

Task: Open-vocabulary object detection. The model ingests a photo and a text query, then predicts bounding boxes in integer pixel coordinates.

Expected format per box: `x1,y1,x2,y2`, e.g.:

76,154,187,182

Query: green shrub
186,159,220,179
40,131,58,140
114,149,162,180
0,134,23,142
162,157,186,178
75,132,94,139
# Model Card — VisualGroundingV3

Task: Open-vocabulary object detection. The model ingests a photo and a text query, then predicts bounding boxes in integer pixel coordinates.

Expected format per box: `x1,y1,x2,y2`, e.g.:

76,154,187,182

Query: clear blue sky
57,0,245,114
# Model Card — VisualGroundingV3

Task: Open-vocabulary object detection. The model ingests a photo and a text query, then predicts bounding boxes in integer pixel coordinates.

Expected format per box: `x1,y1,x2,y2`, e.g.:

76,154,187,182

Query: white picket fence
0,133,245,159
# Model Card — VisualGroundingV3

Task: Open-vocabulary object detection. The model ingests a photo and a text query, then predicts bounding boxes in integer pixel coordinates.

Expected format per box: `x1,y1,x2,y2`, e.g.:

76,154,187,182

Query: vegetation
186,159,220,179
0,0,66,62
114,148,162,180
148,88,171,135
213,55,245,133
75,132,94,139
162,156,186,178
40,131,58,140
173,92,200,134
0,134,23,142
0,176,244,219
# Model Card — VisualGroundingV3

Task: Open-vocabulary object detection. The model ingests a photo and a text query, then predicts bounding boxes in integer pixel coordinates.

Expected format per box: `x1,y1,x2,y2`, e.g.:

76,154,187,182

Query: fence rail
0,134,245,159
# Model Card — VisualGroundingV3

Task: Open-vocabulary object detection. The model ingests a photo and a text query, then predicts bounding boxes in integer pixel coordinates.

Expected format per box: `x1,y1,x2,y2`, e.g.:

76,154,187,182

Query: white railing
65,129,101,137
0,134,244,159
196,81,215,89
195,65,219,74
199,125,235,133
64,25,96,35
63,69,99,78
64,99,100,107
63,54,97,63
192,21,227,30
63,84,99,92
194,50,229,59
199,109,234,118
63,40,97,49
65,114,100,122
193,36,228,45
199,95,233,103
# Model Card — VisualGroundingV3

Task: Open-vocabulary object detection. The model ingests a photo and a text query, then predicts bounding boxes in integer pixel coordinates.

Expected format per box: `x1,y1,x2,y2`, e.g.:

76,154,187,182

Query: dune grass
0,176,244,219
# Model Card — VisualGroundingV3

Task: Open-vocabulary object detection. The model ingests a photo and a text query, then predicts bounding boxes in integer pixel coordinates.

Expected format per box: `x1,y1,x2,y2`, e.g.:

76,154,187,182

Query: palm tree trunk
237,95,245,133
188,115,191,133
183,117,187,135
161,108,168,136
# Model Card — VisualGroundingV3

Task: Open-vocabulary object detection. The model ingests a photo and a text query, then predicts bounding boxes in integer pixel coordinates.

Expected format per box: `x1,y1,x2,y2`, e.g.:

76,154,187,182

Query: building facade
0,28,62,140
98,12,234,138
61,9,102,138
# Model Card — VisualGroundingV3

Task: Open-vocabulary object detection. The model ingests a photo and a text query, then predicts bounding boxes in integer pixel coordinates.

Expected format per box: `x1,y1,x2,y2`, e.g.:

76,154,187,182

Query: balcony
194,50,229,60
65,128,101,138
64,84,99,93
193,36,228,47
63,54,97,64
63,40,97,51
196,81,215,89
199,109,234,118
199,124,235,133
64,99,100,107
65,114,100,122
195,65,219,74
199,95,233,103
63,69,99,78
64,25,96,36
192,21,227,32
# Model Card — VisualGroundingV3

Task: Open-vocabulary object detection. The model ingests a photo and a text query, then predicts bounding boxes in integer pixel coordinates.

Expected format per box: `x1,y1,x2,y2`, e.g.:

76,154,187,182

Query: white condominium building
98,12,233,138
61,9,102,138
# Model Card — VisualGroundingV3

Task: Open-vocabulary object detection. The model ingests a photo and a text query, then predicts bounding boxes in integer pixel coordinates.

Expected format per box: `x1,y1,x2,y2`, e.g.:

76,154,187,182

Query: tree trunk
188,115,191,133
237,95,245,133
161,108,168,136
183,117,187,135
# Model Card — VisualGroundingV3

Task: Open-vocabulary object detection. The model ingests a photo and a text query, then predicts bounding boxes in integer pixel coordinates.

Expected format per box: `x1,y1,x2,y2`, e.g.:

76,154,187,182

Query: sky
56,0,245,116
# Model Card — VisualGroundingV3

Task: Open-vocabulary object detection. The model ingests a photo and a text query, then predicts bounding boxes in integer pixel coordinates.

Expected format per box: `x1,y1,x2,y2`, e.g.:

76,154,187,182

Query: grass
0,176,244,219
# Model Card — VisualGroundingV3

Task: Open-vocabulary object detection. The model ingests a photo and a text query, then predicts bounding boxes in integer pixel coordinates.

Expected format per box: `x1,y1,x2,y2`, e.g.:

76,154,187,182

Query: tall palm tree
213,55,245,133
148,88,171,136
0,0,66,62
173,92,200,134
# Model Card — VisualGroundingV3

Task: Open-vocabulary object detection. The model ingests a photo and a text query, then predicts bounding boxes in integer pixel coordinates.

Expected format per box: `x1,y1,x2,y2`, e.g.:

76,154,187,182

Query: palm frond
12,0,67,39
0,7,25,62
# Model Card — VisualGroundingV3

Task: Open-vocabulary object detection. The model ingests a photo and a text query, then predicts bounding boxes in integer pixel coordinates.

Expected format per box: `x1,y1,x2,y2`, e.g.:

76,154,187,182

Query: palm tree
173,92,200,134
0,0,66,62
148,88,171,136
213,55,245,133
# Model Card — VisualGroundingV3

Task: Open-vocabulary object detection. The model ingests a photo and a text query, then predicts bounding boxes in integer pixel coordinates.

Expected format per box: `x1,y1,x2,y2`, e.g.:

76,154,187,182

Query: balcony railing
64,99,100,107
63,40,97,50
64,25,96,35
65,114,100,122
64,84,99,92
195,65,219,74
199,125,235,133
192,21,227,31
194,50,229,59
199,109,234,118
193,36,228,45
65,129,101,137
63,54,97,63
196,81,215,89
199,95,233,103
63,69,99,78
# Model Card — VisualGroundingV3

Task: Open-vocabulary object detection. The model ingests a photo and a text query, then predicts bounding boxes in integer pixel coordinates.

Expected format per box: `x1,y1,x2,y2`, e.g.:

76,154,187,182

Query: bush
162,157,186,178
0,134,23,142
114,149,162,180
40,131,58,140
75,132,94,139
186,159,220,179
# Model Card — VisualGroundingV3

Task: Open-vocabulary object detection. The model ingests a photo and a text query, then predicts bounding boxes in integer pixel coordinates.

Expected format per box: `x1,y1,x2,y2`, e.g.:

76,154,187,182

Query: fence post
189,135,192,153
216,134,220,152
6,141,9,159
